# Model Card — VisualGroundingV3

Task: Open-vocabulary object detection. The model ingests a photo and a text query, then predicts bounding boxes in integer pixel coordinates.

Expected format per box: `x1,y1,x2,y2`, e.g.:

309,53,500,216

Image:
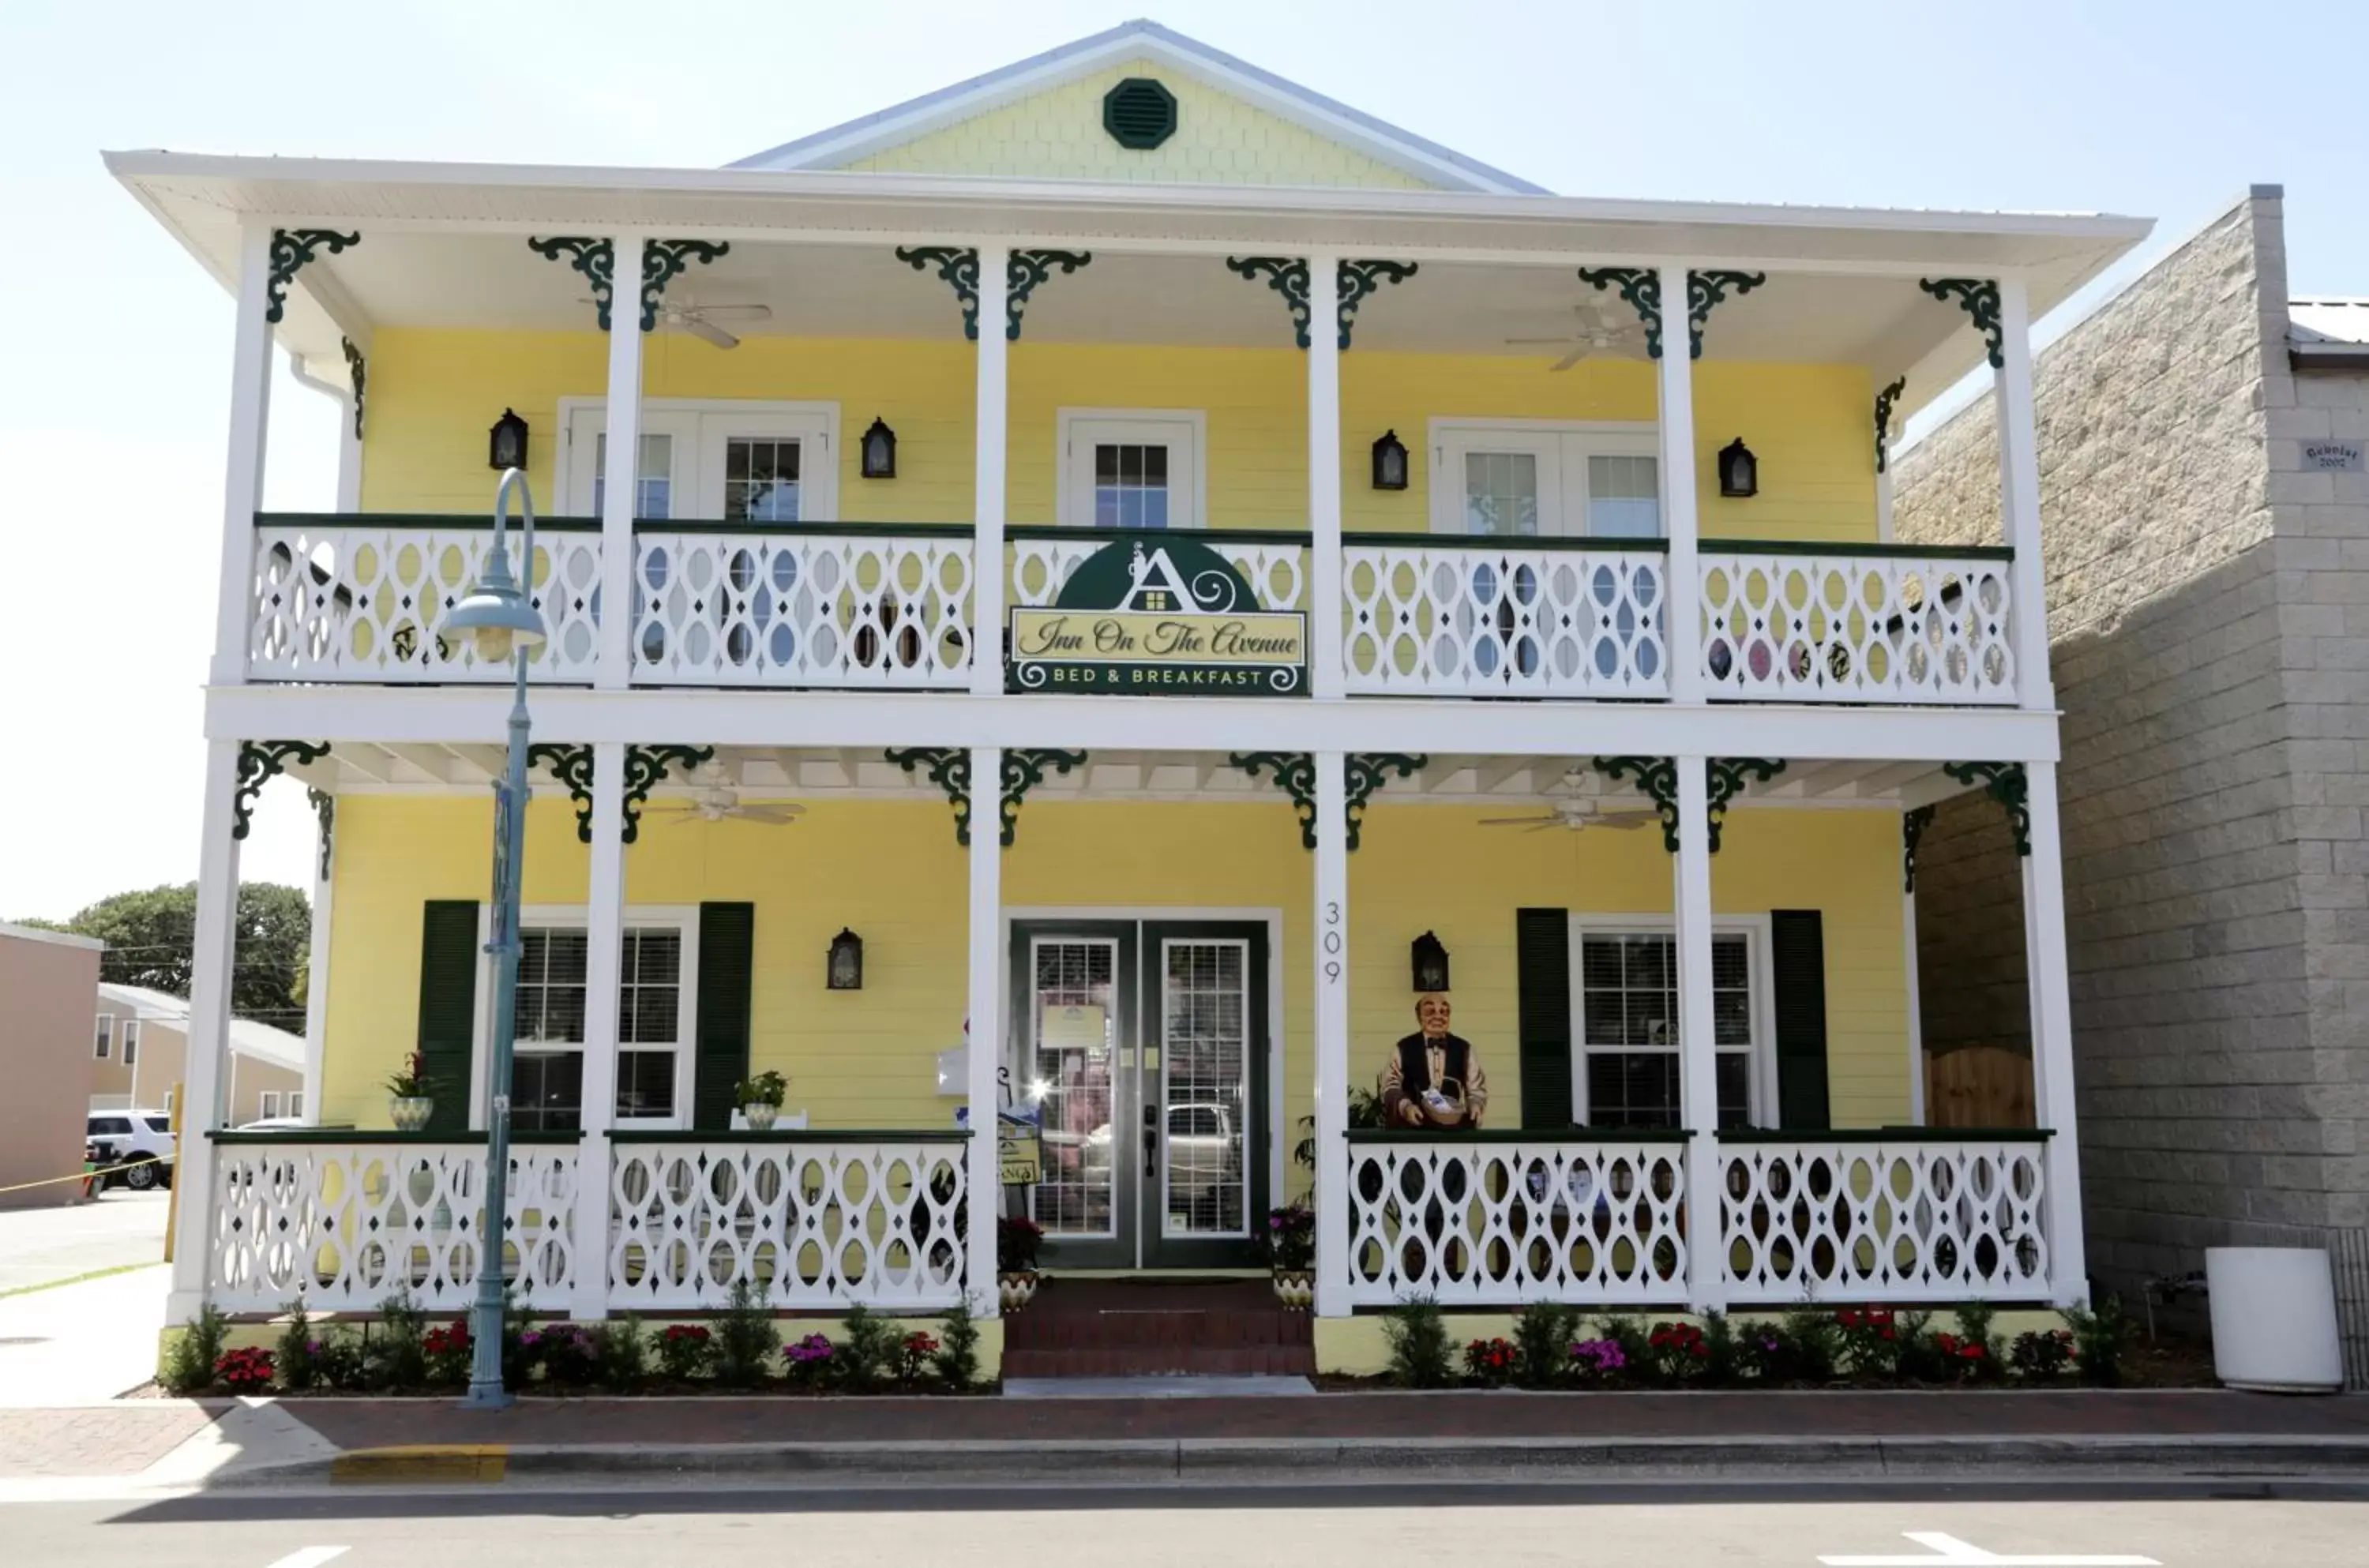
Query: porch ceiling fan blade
733,805,805,824
1549,344,1590,373
1503,335,1579,344
675,314,740,350
1478,813,1558,827
1598,811,1657,829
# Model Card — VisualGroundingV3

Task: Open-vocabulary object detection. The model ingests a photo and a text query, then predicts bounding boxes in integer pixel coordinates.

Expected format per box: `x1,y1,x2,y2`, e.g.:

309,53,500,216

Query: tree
56,883,312,1029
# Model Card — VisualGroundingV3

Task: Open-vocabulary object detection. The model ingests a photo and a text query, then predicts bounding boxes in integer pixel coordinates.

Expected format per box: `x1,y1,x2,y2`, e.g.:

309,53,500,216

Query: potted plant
1263,1201,1316,1308
997,1214,1046,1311
734,1070,788,1131
385,1051,435,1132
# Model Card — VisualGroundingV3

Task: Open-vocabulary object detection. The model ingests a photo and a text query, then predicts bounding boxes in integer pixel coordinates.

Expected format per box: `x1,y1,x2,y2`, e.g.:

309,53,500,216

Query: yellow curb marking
330,1444,509,1484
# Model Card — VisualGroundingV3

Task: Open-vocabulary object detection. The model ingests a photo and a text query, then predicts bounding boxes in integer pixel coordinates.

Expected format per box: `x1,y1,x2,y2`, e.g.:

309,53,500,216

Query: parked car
84,1110,176,1190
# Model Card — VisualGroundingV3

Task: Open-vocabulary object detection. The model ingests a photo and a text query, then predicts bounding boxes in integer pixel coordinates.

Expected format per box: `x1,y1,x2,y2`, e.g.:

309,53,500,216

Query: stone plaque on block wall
2303,441,2365,473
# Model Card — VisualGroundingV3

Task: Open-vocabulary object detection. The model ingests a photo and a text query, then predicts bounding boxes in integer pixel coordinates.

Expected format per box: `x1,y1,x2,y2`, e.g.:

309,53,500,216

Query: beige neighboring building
92,985,309,1125
0,921,106,1209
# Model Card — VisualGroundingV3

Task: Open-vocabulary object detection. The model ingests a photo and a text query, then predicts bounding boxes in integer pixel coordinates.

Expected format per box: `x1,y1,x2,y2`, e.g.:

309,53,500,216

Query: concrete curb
203,1433,2369,1491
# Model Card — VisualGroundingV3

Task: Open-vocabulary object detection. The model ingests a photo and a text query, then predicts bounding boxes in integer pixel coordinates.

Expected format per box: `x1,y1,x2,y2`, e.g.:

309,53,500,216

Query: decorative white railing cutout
1342,1136,1688,1307
1699,548,2016,704
1007,535,1307,611
1342,542,1668,696
1718,1135,2050,1304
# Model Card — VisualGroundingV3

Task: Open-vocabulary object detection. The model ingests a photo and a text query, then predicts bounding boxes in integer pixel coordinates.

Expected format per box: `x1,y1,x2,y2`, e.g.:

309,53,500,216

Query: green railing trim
1715,1126,2055,1144
254,511,606,534
604,1127,974,1144
1344,1126,1695,1145
630,520,978,538
1004,523,1315,547
206,1128,588,1146
1340,531,1671,553
1698,538,2014,562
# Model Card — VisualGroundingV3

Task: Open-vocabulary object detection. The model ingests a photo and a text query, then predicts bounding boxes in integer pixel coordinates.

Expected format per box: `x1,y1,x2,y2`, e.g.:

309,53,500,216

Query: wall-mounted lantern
1717,437,1759,498
1372,429,1410,491
827,928,865,991
1410,930,1451,993
487,408,529,473
860,417,898,479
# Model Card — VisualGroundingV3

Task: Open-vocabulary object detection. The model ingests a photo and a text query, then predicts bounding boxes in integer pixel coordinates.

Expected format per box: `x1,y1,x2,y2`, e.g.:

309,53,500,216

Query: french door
561,404,838,520
1009,920,1269,1270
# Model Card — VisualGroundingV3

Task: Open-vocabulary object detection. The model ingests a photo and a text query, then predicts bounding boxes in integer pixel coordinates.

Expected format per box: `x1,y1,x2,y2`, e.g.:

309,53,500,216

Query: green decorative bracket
621,745,714,845
1226,257,1312,349
306,786,336,880
1875,376,1906,475
1685,269,1766,359
886,746,974,846
340,337,366,441
1230,752,1319,848
232,741,330,841
1344,752,1426,850
1705,757,1785,852
1593,756,1679,850
1576,267,1664,360
1000,749,1087,846
1006,249,1092,339
640,238,730,332
527,743,596,844
1919,278,2004,369
1903,804,1937,893
1943,760,2030,856
895,246,982,340
528,236,618,330
265,230,359,325
1335,260,1417,351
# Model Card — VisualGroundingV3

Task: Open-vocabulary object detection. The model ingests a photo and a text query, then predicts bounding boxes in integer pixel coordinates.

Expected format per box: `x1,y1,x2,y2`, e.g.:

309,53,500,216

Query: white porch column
1654,265,1703,704
1994,277,2056,711
1312,751,1352,1317
167,741,245,1319
596,233,649,692
301,801,335,1123
971,248,1011,698
1306,253,1346,700
210,221,276,687
1673,754,1724,1312
570,742,627,1319
2021,760,2089,1304
965,746,1004,1315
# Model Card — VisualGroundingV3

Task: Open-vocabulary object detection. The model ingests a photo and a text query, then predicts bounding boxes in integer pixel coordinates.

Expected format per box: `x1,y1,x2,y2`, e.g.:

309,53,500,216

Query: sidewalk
0,1263,170,1405
6,1389,2369,1496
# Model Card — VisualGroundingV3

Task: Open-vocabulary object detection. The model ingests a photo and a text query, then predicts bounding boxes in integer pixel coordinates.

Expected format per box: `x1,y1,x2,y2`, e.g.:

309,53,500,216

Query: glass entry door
1011,920,1269,1270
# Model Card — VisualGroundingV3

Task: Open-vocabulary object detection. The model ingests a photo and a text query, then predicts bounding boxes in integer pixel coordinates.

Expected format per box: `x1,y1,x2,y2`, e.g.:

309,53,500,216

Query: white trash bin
2206,1247,2343,1393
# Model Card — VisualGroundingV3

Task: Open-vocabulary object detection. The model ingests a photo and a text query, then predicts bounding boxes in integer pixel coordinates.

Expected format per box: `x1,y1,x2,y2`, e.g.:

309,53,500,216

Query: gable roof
729,19,1547,195
96,982,306,1071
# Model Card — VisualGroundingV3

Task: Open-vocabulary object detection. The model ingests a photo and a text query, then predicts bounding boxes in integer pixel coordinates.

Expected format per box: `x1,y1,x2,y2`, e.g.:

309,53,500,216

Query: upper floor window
1433,422,1660,539
1060,411,1203,530
563,403,837,522
93,1015,112,1060
121,1019,142,1067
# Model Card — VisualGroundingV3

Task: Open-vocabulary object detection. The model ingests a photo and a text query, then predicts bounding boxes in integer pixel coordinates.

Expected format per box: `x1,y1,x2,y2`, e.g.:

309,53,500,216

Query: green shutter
415,900,479,1134
1771,910,1831,1130
693,902,756,1131
1515,908,1573,1130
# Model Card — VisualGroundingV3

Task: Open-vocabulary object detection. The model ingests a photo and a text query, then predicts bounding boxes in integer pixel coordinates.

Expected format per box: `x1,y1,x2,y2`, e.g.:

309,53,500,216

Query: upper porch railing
246,514,2018,705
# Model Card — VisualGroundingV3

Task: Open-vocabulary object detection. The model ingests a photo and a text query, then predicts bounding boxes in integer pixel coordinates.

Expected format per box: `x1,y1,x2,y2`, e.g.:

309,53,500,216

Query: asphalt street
0,1189,168,1294
13,1484,2369,1568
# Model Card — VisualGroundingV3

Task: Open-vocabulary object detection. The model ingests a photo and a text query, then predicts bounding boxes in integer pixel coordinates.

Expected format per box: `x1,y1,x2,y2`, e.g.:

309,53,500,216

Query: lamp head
444,542,546,661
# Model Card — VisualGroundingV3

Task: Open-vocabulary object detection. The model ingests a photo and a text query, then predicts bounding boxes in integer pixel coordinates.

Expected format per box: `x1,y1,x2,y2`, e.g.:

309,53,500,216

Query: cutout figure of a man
1379,992,1488,1129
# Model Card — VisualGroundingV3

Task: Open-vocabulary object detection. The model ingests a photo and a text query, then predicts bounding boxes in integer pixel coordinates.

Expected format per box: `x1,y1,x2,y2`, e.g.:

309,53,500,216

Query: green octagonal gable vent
1102,77,1178,150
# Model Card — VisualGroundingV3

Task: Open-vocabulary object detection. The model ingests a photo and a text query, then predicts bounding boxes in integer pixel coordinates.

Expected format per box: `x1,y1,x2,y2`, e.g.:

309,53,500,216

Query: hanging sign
997,1109,1043,1187
1008,538,1307,696
1040,1003,1107,1052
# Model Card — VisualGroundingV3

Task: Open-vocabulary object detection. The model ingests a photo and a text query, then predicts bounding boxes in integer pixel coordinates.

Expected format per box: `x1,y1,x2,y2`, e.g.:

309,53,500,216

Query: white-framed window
163,1089,177,1117
1569,917,1770,1131
93,1015,112,1060
558,401,839,522
1057,410,1206,530
287,1091,304,1120
1430,420,1661,538
120,1019,141,1067
477,908,699,1132
260,1090,282,1120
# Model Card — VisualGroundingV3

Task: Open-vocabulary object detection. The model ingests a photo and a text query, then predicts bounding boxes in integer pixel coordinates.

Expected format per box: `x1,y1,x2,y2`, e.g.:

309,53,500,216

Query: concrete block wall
1894,186,2369,1290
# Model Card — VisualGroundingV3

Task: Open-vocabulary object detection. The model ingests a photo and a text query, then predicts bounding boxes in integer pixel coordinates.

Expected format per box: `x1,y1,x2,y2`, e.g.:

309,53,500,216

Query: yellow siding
362,331,1877,543
838,59,1438,189
323,797,1910,1151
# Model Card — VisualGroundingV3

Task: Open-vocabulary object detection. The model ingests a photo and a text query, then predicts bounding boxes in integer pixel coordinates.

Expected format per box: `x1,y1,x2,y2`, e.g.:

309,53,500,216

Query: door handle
1142,1104,1158,1180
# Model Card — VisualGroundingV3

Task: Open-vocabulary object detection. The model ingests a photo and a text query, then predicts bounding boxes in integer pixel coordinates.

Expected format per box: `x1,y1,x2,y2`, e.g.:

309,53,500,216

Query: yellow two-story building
116,21,2149,1375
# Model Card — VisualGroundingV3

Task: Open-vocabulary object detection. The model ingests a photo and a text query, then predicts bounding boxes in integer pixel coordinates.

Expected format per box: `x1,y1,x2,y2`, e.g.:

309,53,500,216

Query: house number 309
1323,901,1343,984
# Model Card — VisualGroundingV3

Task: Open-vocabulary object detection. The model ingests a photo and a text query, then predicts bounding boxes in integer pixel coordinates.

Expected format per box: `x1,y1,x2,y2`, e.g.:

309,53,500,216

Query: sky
3,0,2363,921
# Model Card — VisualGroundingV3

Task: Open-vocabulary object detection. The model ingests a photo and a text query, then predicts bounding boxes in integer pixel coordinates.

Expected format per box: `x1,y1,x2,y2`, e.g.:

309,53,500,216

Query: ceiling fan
1504,300,1645,372
578,298,772,349
644,775,805,827
1479,766,1658,833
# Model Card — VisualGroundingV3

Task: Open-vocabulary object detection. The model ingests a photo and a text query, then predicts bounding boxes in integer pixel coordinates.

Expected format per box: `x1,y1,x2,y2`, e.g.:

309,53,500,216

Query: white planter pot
2206,1246,2344,1393
389,1097,434,1133
742,1103,779,1132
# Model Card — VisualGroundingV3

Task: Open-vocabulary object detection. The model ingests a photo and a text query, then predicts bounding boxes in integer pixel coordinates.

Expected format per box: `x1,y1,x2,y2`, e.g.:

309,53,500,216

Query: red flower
1838,1310,1863,1330
1691,1341,1710,1358
1879,1326,1897,1341
1959,1344,1985,1360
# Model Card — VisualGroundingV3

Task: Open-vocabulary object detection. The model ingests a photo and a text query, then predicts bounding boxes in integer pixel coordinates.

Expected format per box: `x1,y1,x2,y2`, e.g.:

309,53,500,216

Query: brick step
1001,1344,1318,1379
1004,1310,1313,1352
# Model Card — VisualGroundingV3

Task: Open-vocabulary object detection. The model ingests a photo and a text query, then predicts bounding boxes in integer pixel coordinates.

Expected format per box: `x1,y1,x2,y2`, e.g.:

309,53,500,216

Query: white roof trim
728,19,1548,196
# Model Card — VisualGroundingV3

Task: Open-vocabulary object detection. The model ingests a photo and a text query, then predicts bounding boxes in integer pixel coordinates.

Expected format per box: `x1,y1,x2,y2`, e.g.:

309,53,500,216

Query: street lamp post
441,468,548,1411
